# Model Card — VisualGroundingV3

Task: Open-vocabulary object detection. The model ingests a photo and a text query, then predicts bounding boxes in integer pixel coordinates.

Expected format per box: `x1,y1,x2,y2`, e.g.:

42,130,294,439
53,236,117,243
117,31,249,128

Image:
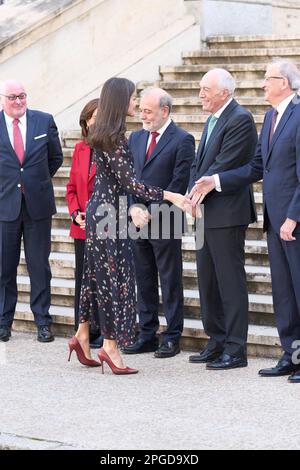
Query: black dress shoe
122,337,159,354
90,335,103,349
288,370,300,383
259,358,298,377
37,326,54,343
206,353,248,370
189,348,222,364
154,341,180,358
0,326,11,342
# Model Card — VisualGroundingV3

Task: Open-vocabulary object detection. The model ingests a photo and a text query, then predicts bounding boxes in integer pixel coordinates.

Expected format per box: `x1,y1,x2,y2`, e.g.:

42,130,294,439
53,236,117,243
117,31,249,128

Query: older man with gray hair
191,61,300,382
188,68,257,370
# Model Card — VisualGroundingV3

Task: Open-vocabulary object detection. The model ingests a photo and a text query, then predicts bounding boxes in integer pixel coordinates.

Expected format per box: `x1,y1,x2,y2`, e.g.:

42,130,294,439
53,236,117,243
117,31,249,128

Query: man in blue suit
0,79,63,342
123,87,195,358
191,61,300,382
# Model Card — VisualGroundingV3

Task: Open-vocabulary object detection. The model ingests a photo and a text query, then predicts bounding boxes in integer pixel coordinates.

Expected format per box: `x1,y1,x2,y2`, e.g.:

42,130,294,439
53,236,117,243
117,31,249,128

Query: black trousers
267,223,300,358
74,238,101,338
0,197,52,327
196,225,248,357
74,238,85,330
133,238,184,343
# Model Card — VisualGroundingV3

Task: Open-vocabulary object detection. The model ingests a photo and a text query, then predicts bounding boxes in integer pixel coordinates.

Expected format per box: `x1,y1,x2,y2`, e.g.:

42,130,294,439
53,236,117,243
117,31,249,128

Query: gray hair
213,68,236,96
140,87,173,113
272,60,300,91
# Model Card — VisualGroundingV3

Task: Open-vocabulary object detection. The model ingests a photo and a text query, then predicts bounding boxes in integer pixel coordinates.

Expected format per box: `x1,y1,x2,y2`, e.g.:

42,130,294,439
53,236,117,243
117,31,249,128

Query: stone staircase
15,35,300,358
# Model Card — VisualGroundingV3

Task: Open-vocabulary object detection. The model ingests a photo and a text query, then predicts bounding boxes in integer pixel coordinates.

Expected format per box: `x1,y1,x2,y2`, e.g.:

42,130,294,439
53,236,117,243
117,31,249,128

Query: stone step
206,35,300,50
49,229,269,267
52,167,71,187
183,261,272,294
61,147,73,166
161,96,270,115
126,112,264,133
17,244,271,292
160,63,270,81
16,273,274,324
182,237,269,266
138,79,267,97
182,47,300,65
12,302,281,358
18,250,75,279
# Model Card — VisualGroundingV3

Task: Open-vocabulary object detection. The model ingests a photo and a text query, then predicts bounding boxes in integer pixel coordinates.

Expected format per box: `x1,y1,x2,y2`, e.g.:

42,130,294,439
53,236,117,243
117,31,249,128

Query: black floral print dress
79,138,163,347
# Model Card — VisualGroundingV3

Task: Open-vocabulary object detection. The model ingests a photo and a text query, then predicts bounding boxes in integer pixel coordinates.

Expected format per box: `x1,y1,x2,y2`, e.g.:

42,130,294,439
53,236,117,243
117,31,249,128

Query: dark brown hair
79,98,99,141
89,77,135,152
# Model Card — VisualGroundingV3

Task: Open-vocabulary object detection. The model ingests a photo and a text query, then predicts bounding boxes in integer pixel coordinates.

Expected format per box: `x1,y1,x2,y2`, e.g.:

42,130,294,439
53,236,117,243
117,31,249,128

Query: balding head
199,68,235,114
0,79,27,118
139,87,172,132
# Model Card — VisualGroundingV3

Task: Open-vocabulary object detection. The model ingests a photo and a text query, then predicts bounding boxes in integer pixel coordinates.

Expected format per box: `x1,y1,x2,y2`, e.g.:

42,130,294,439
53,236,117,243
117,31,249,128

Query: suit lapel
144,121,175,167
196,119,209,171
24,109,37,161
197,99,239,171
266,101,295,165
136,130,148,177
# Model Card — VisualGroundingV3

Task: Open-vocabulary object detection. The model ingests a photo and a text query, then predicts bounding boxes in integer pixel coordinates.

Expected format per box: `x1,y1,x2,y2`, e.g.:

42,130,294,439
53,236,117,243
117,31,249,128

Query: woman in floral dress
68,77,185,374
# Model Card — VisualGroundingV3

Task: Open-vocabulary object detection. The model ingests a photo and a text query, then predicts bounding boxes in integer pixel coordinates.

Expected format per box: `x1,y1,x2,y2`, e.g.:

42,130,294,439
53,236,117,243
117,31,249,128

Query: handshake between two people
130,176,216,229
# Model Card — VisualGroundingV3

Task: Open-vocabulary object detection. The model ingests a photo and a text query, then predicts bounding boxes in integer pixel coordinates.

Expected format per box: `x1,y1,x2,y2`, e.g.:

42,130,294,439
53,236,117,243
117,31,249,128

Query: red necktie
269,108,278,145
145,131,159,162
13,118,25,164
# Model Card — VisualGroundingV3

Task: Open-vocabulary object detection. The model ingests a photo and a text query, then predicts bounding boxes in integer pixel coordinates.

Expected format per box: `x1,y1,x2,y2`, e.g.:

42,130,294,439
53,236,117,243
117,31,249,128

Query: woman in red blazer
66,99,102,347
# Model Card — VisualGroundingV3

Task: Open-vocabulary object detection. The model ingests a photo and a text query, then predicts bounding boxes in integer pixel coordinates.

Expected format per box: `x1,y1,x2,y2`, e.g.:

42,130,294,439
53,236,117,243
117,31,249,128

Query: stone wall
0,0,198,129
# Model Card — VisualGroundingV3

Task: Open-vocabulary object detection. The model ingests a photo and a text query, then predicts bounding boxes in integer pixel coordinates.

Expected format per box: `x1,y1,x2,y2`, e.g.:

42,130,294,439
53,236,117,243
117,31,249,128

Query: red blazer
66,140,96,239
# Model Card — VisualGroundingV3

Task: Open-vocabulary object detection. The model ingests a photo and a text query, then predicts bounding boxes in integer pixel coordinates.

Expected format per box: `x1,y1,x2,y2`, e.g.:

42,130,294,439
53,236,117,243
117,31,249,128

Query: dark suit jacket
189,99,258,229
66,140,96,239
0,109,63,221
128,120,195,235
220,98,300,233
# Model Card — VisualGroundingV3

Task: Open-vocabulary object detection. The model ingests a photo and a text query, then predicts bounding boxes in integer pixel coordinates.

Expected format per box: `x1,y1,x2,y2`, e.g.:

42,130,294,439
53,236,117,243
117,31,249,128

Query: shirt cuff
213,174,221,192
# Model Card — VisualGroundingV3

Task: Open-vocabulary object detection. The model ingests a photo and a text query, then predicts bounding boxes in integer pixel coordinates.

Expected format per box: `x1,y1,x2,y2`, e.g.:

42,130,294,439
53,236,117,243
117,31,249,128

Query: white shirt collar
154,117,172,137
3,111,27,127
213,98,233,119
275,93,295,115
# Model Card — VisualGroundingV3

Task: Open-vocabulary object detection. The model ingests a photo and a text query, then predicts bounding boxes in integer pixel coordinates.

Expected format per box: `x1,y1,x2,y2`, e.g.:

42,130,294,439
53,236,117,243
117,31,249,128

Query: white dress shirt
213,94,296,192
3,111,27,150
146,117,172,151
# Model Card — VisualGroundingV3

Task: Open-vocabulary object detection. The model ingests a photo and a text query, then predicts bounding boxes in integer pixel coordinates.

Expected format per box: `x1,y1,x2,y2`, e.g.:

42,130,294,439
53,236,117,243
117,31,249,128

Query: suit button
20,168,24,172
17,184,21,188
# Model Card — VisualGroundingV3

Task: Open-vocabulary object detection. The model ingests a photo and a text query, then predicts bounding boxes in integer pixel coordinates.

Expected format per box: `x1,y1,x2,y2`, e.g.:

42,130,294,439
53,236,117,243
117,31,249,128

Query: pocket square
34,134,47,140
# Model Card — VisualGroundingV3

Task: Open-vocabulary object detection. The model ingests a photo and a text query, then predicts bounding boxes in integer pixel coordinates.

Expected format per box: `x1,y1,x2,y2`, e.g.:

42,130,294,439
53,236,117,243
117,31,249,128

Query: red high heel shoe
68,336,101,367
98,347,138,375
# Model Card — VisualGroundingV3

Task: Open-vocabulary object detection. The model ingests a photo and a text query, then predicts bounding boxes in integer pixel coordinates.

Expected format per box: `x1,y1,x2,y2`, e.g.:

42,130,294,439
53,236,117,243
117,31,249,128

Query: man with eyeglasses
189,60,300,383
0,79,63,343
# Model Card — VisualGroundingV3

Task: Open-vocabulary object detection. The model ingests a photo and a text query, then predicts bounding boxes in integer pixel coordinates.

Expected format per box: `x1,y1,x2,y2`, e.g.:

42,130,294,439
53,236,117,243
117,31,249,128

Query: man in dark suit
123,87,195,358
0,79,63,342
188,68,257,370
192,61,300,382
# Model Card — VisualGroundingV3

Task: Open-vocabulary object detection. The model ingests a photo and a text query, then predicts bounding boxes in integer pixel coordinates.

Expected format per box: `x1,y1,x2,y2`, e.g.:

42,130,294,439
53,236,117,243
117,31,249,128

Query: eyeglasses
263,76,285,82
0,93,27,101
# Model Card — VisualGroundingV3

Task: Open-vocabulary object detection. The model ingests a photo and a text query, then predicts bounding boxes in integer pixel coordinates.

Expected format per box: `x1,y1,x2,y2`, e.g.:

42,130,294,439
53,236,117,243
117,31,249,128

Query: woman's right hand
75,212,86,230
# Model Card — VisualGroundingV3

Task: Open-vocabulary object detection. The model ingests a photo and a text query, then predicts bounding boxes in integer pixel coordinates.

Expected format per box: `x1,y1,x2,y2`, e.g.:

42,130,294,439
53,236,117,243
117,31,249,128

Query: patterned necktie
13,118,25,164
145,131,160,162
269,108,278,145
205,115,218,147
